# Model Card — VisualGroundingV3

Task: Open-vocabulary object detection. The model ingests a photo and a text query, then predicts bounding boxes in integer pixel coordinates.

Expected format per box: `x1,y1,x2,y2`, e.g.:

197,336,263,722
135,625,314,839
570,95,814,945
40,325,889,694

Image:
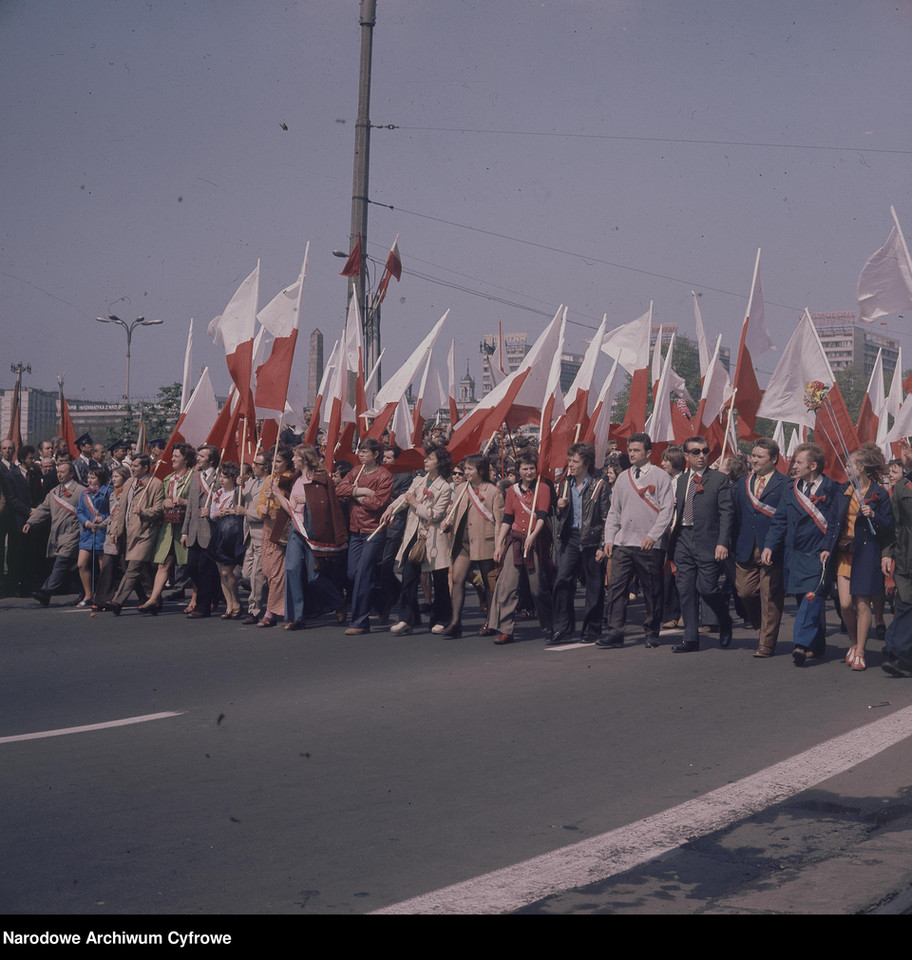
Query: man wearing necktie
732,438,789,658
761,442,844,666
668,436,734,653
23,460,85,605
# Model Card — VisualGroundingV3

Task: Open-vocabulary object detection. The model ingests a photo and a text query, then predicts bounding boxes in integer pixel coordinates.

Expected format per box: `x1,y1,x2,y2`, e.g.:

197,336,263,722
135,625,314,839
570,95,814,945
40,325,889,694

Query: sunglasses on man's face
687,447,710,456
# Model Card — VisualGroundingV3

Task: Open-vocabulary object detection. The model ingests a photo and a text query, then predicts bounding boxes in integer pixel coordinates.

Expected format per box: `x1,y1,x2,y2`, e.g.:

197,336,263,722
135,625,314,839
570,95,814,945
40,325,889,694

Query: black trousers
604,545,664,643
552,530,605,639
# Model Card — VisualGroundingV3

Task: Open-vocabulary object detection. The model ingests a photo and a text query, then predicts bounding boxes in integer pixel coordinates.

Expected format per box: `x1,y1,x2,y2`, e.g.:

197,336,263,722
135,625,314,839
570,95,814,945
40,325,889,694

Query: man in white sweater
596,433,675,649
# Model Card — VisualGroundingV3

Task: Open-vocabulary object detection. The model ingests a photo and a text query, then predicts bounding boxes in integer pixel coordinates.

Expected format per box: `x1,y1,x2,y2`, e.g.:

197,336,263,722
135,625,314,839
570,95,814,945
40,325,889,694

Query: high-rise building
809,312,899,376
307,328,324,408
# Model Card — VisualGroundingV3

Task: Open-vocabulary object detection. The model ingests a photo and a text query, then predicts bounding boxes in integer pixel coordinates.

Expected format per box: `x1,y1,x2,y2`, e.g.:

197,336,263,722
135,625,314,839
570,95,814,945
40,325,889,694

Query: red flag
376,236,402,305
339,235,362,278
733,250,770,441
855,349,885,444
58,387,78,459
255,250,307,420
814,382,859,485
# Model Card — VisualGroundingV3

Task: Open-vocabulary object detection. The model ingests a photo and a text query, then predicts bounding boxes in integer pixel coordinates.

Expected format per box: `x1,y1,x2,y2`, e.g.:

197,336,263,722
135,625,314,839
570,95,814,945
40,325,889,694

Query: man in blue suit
732,438,789,658
761,442,844,666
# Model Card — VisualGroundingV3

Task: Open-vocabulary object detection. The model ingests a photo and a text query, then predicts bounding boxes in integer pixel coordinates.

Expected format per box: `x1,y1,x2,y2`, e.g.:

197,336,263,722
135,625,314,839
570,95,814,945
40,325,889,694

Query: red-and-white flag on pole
448,306,565,464
339,235,362,278
152,367,218,479
375,235,402,306
550,314,608,460
536,308,568,478
255,246,309,420
603,303,653,448
365,311,449,440
645,332,677,448
581,357,621,469
855,347,885,444
857,206,912,323
303,338,339,447
180,318,194,414
324,288,366,459
692,291,711,378
447,338,459,426
58,383,78,459
695,334,734,462
210,261,260,423
411,348,447,447
733,249,771,441
879,346,904,452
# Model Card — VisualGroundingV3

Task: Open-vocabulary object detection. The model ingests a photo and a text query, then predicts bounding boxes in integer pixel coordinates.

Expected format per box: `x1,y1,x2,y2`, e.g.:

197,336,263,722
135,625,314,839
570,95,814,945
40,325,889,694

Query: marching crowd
3,426,912,680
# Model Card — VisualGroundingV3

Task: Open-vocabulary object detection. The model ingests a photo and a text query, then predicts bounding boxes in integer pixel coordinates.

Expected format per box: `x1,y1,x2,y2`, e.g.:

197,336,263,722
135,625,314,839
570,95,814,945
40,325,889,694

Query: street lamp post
95,315,163,406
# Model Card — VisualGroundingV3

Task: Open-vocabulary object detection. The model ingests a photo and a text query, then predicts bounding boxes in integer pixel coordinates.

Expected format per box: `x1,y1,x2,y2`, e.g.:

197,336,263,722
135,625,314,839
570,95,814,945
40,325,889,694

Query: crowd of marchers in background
3,424,912,681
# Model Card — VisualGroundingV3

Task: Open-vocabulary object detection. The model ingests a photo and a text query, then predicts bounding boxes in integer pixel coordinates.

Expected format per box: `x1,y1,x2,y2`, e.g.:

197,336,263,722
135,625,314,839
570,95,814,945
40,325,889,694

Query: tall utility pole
348,0,378,375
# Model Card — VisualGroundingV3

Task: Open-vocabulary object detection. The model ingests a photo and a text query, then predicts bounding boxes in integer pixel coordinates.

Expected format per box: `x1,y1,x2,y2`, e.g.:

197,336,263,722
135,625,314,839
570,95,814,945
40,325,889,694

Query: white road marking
374,704,912,914
0,712,183,744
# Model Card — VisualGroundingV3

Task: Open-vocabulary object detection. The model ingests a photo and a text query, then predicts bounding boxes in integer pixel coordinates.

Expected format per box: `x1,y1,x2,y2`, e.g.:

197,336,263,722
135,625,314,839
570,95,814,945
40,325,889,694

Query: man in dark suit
762,442,843,666
551,441,611,644
732,438,789,658
668,435,734,653
180,444,221,619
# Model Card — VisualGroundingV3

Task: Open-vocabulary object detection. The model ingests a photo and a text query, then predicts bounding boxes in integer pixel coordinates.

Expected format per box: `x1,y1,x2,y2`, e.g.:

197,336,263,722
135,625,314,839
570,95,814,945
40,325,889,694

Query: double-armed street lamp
95,314,163,407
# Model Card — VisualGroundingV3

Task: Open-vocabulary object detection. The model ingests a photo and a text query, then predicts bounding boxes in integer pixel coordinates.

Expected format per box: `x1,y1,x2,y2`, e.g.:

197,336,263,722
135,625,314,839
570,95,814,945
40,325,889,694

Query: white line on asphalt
373,704,912,914
0,712,184,744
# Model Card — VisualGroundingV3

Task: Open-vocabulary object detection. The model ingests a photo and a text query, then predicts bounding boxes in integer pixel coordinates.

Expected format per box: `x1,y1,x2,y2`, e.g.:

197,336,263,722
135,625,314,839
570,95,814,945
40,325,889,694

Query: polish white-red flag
209,261,260,424
692,291,711,377
447,338,459,426
339,235,361,278
602,303,653,448
880,346,904,452
180,318,194,414
536,309,568,478
152,367,218,479
645,332,678,452
581,357,621,469
733,249,771,441
324,290,366,459
303,338,339,446
448,306,566,463
365,311,449,440
550,314,607,461
855,347,885,444
857,206,912,323
412,348,447,446
376,235,402,306
695,334,733,461
255,247,308,420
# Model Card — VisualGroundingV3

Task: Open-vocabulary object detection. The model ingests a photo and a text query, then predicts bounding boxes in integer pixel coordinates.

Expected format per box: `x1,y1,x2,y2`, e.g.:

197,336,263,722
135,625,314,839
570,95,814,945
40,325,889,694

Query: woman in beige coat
440,454,504,636
383,445,453,634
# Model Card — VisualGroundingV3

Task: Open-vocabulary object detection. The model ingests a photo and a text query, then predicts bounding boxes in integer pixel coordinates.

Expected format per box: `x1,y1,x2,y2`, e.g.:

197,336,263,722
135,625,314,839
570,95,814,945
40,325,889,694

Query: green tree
105,382,182,448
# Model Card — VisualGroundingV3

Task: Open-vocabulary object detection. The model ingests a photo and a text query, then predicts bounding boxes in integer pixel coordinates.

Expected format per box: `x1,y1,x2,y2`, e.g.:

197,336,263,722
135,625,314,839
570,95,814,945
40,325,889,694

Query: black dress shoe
671,642,699,653
792,646,808,666
644,638,661,648
719,620,733,648
32,590,50,607
546,632,572,646
595,635,624,648
109,602,122,617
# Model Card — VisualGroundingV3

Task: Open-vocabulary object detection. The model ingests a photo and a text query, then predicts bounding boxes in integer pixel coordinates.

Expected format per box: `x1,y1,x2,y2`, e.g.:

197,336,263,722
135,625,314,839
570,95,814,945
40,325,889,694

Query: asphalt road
2,589,912,917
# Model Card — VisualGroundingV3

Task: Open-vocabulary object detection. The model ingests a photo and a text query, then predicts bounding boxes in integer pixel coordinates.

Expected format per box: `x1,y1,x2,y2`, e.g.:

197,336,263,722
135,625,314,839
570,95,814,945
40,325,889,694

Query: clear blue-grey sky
2,0,911,403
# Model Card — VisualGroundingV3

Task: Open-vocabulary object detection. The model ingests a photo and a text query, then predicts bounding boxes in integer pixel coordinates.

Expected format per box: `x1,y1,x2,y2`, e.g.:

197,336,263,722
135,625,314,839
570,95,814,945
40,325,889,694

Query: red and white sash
794,480,827,534
627,468,660,514
52,485,78,517
81,488,103,523
745,475,776,517
467,484,496,524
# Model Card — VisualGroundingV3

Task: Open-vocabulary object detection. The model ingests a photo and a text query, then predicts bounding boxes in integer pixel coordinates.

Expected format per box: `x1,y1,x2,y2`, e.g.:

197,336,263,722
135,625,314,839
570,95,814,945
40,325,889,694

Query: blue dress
76,485,112,552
